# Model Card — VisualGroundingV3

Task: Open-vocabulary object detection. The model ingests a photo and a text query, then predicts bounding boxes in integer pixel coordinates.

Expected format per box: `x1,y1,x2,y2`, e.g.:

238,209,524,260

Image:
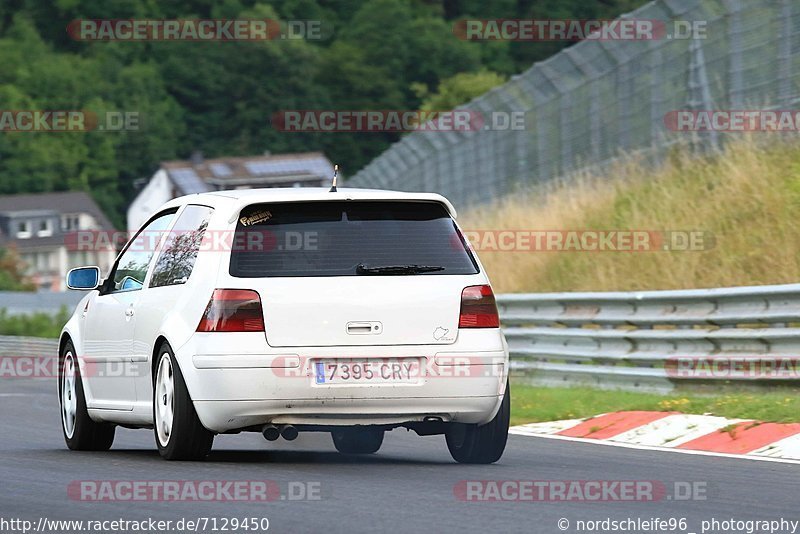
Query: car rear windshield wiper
356,263,445,275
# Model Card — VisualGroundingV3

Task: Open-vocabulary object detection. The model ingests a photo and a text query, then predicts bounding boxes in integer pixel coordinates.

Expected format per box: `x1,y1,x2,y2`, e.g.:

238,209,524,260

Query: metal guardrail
498,284,800,392
3,283,800,393
0,336,58,379
0,335,59,357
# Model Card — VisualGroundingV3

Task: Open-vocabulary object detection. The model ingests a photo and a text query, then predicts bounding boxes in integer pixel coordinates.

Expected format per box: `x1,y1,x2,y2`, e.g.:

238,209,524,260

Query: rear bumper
194,395,503,431
174,331,508,433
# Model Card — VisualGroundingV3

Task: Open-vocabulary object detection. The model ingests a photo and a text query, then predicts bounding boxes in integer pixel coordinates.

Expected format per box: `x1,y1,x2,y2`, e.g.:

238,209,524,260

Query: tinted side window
150,205,214,288
111,211,176,293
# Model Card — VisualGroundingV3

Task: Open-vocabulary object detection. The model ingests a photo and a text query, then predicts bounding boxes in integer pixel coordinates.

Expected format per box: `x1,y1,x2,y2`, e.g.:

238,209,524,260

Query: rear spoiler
227,193,458,224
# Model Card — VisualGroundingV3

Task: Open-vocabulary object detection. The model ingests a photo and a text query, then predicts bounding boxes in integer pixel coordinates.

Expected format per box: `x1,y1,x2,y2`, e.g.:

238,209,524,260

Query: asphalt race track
2,377,799,534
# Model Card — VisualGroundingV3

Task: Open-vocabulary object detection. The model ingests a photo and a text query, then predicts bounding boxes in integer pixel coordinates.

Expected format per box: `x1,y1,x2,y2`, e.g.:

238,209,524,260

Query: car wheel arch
149,334,204,411
150,335,171,383
58,333,74,398
59,332,73,358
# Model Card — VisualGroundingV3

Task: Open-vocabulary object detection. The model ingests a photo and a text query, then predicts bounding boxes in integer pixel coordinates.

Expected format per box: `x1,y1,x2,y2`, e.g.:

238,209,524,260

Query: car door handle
125,308,135,317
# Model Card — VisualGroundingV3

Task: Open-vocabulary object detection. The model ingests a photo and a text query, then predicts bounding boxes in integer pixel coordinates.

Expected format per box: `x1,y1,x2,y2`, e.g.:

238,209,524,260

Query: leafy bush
0,306,70,338
0,247,35,291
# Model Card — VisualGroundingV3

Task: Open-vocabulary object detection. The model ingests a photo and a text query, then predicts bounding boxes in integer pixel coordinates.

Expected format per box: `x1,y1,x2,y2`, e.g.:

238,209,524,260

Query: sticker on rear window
240,210,273,226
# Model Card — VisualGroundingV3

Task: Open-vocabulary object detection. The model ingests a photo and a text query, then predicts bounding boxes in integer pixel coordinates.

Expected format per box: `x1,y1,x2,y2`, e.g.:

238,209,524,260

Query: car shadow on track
204,450,452,466
41,448,455,466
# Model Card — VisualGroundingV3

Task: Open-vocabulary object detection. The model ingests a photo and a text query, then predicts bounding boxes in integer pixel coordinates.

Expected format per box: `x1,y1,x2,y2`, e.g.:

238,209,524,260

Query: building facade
0,192,117,291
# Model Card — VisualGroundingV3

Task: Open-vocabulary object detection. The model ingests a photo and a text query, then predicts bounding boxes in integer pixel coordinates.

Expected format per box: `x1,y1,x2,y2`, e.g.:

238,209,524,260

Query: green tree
415,70,506,112
0,0,653,219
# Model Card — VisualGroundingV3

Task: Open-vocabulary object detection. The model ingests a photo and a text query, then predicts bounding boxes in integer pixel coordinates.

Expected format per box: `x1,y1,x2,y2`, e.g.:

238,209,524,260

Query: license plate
313,358,421,385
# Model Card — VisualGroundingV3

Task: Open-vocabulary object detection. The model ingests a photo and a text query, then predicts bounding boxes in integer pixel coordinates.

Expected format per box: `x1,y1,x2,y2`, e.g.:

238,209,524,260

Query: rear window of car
229,201,479,277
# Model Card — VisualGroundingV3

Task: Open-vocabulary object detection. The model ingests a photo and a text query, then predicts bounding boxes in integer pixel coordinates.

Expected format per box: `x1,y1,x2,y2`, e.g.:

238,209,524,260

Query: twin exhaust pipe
262,424,298,441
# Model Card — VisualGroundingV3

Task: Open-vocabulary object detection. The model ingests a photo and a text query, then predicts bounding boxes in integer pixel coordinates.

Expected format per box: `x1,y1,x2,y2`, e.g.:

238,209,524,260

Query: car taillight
196,289,265,332
459,285,500,328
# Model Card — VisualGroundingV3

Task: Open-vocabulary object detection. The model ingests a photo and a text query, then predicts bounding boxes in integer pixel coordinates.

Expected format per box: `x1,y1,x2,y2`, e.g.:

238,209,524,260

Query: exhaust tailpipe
281,425,299,441
262,424,280,441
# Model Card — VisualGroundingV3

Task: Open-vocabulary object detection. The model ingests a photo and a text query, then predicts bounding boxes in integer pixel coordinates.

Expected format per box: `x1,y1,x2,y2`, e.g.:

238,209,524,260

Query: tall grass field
460,138,800,293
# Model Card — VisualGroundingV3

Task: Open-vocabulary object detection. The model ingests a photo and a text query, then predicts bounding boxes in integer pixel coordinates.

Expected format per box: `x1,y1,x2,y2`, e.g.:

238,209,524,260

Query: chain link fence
346,0,800,208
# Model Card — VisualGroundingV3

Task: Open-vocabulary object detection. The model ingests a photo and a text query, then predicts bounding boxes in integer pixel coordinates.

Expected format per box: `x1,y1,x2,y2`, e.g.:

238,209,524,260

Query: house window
62,214,81,231
16,221,31,239
37,220,52,237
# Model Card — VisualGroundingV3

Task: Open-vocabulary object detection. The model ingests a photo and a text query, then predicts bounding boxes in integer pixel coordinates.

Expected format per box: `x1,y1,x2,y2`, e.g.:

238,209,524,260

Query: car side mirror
66,266,101,290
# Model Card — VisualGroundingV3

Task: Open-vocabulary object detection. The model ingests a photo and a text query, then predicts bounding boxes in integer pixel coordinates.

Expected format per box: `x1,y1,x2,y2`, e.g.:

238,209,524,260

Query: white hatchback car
59,188,509,462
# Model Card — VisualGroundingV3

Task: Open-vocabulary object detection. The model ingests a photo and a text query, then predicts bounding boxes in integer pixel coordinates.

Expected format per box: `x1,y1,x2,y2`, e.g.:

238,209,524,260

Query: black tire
153,343,214,460
59,340,115,451
331,427,384,454
446,382,510,464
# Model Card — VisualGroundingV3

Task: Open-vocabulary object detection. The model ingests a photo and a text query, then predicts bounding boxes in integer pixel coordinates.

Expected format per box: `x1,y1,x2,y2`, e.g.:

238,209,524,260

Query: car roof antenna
329,164,339,192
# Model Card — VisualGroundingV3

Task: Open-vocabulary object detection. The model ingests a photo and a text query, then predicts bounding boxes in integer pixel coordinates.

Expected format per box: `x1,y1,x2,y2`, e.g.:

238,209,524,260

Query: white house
128,151,335,231
0,192,117,291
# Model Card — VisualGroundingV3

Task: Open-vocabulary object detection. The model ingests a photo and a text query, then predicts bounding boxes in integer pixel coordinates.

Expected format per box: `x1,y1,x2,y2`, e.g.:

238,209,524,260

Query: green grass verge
510,384,800,426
